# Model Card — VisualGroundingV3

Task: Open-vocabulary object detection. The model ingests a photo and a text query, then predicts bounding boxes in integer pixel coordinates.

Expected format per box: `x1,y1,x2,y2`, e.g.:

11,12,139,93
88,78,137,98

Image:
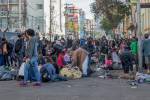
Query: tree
100,17,113,34
91,0,131,32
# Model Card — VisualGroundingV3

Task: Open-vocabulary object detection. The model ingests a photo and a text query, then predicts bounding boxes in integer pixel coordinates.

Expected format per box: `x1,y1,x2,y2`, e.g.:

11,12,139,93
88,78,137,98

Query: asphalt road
0,78,149,100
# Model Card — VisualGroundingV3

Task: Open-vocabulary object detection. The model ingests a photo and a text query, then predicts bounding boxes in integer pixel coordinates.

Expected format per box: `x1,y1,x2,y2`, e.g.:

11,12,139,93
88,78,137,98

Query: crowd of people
0,28,150,86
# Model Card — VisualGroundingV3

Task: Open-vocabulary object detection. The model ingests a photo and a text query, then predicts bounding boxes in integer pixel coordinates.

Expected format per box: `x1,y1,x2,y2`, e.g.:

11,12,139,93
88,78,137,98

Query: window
10,6,18,12
37,4,43,10
0,0,7,3
9,0,18,3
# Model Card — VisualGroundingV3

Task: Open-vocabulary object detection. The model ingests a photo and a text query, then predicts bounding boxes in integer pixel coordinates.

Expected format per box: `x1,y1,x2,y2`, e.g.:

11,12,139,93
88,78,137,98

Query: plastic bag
19,62,25,76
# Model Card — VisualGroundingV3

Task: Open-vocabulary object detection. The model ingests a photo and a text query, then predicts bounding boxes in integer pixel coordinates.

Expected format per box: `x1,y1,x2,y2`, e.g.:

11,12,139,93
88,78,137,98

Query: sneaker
19,82,28,87
32,82,41,87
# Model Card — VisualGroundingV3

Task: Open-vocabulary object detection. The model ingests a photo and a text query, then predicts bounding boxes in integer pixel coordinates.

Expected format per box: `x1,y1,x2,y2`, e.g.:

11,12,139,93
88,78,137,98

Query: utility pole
7,0,10,31
49,0,52,41
60,0,62,32
137,0,143,72
23,0,27,28
32,16,33,29
19,0,21,29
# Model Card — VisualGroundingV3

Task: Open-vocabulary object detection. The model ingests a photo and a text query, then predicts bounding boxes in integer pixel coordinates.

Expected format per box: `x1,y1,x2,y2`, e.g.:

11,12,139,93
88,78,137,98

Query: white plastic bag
19,62,25,76
112,52,121,63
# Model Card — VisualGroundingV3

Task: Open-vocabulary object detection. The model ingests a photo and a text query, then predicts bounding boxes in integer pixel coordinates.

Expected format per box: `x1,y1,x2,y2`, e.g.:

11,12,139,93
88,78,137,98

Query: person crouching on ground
40,57,67,82
72,46,89,77
20,29,41,86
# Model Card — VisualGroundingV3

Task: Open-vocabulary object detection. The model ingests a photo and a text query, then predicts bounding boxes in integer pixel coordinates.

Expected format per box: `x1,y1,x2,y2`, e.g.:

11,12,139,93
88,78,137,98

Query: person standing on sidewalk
20,29,41,86
15,34,25,68
0,37,4,66
2,38,10,66
142,33,150,74
120,46,133,74
130,37,138,71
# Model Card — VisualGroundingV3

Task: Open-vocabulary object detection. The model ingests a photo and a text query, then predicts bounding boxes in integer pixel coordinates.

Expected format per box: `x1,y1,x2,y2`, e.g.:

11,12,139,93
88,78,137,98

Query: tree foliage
91,0,131,32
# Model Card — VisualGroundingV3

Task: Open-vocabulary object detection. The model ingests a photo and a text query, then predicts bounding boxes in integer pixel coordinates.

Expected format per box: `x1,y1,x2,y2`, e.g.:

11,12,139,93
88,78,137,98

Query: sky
65,0,94,19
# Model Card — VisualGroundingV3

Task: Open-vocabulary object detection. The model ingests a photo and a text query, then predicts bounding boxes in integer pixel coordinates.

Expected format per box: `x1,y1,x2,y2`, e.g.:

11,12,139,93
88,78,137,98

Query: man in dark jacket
15,34,25,67
120,46,133,74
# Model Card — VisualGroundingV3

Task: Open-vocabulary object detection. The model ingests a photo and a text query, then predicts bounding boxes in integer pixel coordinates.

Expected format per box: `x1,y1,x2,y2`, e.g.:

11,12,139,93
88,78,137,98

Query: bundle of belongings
135,72,150,84
0,66,17,81
60,65,82,79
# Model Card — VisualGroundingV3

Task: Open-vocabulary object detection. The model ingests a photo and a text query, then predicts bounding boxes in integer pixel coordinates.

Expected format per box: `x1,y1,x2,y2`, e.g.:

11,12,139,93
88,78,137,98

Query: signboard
130,0,138,4
141,3,150,8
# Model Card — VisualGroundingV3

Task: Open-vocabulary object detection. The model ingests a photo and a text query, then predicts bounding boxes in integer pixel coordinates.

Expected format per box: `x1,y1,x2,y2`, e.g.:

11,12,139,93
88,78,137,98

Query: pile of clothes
0,66,17,81
135,72,150,84
60,66,82,79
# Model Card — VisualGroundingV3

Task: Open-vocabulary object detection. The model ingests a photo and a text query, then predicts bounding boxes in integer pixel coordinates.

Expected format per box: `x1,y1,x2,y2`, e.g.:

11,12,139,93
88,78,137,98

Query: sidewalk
0,78,149,100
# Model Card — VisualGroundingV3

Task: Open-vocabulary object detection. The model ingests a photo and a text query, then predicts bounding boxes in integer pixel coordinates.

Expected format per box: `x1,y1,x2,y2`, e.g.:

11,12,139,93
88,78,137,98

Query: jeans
24,57,41,82
43,63,57,80
0,54,4,66
16,54,24,68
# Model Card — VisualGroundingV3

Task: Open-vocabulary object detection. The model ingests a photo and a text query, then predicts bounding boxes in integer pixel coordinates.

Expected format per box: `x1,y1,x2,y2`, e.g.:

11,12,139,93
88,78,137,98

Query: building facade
84,19,96,38
50,0,65,36
64,3,79,39
0,0,65,37
0,0,45,32
79,9,86,38
0,0,25,32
